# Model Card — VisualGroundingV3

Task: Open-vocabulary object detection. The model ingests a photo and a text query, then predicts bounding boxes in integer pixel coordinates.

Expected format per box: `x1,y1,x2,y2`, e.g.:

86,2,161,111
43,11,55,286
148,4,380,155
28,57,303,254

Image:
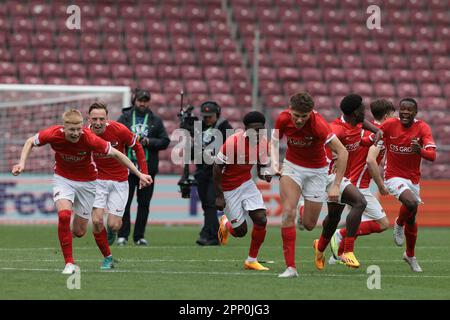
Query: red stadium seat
228,66,248,81
42,63,64,77
88,64,111,78
342,55,363,68
18,62,40,77
185,80,208,94
324,68,346,82
111,64,134,78
305,81,328,96
59,49,81,63
369,69,392,83
204,66,226,80
209,80,231,94
0,62,16,75
138,79,162,93
157,65,181,79
374,83,396,98
346,69,369,82
82,49,104,64
278,67,300,81
265,95,287,108
11,47,34,62
329,82,351,96
65,64,87,78
181,65,203,80
135,65,157,79
260,80,283,95
128,50,152,64
174,51,197,65
396,83,419,97
231,80,252,95
420,83,443,97
351,83,374,96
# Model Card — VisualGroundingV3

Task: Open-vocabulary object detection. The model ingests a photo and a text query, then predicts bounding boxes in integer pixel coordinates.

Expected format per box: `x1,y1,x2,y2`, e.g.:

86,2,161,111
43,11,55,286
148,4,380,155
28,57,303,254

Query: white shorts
93,179,129,217
384,177,421,203
223,179,266,228
53,174,96,220
281,160,328,202
326,173,353,203
359,188,386,221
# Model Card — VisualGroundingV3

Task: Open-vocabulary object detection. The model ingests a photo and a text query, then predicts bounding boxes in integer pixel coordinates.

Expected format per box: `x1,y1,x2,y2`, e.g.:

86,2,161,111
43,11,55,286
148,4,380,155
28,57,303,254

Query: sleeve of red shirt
132,140,148,174
421,123,437,149
34,126,56,146
360,133,374,146
85,129,111,154
420,123,437,161
120,124,148,174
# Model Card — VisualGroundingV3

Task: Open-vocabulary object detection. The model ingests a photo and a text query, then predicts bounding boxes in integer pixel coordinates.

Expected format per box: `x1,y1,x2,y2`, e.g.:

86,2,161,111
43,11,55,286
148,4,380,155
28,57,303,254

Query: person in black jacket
195,101,233,246
115,88,170,246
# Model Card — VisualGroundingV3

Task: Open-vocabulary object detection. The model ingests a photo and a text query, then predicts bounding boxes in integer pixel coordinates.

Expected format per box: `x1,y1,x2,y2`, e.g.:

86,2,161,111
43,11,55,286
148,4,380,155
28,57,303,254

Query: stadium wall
1,174,449,226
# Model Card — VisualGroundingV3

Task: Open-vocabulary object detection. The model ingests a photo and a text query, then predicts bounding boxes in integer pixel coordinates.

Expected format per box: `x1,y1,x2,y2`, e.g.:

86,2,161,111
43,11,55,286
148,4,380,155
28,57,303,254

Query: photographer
194,101,233,246
115,88,170,246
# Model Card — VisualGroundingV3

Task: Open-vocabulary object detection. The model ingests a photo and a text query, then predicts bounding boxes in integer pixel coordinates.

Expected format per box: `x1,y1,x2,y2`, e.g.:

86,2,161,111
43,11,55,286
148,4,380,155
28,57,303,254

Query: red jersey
33,125,111,182
380,118,436,184
216,130,269,191
327,116,372,177
348,121,385,188
92,121,148,182
275,110,334,168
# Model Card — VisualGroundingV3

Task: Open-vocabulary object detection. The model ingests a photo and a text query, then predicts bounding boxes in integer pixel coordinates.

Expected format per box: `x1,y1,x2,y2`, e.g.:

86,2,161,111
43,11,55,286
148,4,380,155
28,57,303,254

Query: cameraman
194,101,233,246
116,88,170,246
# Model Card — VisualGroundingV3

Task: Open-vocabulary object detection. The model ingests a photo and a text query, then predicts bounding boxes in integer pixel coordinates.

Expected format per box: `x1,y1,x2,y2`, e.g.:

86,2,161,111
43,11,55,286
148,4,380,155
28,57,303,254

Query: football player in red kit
314,94,382,270
271,92,349,278
377,98,436,272
330,99,396,263
214,111,272,271
12,109,152,274
88,102,150,269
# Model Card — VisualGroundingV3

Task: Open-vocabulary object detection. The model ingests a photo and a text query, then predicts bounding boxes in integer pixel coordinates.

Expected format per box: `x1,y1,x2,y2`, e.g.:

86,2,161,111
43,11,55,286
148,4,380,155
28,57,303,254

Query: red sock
226,220,237,237
343,237,355,253
248,224,266,259
58,210,74,264
337,221,382,255
281,227,296,268
93,227,111,258
405,222,418,257
397,205,410,226
317,234,330,252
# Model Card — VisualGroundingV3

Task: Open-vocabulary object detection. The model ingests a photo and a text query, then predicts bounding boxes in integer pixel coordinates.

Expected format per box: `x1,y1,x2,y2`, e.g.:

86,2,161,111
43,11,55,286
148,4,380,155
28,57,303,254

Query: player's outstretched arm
213,163,226,211
109,148,153,188
327,137,348,202
366,145,388,195
362,119,383,144
11,136,35,176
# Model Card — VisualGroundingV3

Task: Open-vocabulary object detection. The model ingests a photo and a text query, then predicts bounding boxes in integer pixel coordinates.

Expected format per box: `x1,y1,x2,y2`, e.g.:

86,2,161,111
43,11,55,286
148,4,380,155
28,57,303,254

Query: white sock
246,256,257,263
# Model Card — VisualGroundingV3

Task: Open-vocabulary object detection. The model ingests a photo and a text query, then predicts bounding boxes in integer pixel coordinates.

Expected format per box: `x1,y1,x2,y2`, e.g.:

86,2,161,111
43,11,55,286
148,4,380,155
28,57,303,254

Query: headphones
200,101,221,117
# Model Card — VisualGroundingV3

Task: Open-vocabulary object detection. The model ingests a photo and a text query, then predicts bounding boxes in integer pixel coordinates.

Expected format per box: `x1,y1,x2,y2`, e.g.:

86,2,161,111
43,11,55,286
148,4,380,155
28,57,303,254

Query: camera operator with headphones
114,88,170,246
195,101,233,246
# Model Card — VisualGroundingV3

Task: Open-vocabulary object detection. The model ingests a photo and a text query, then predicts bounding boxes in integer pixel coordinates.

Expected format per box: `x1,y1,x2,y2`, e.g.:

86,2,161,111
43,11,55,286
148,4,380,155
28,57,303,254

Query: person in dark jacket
115,88,170,246
195,101,233,246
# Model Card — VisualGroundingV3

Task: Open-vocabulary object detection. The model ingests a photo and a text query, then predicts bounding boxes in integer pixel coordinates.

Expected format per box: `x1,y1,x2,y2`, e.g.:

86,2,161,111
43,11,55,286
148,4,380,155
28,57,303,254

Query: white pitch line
0,246,448,251
1,267,450,279
2,259,450,263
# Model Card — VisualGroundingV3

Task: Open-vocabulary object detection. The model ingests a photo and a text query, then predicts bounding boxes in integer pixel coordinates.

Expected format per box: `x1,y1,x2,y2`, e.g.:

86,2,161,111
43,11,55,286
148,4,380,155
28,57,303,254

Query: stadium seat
420,83,443,97
396,83,419,97
181,65,203,80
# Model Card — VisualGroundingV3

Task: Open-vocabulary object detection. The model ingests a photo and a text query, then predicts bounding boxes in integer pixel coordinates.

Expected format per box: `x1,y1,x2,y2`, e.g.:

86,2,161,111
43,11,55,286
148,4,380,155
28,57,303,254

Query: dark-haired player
215,111,272,271
271,92,348,278
88,102,149,269
378,98,436,272
314,94,382,270
330,99,396,263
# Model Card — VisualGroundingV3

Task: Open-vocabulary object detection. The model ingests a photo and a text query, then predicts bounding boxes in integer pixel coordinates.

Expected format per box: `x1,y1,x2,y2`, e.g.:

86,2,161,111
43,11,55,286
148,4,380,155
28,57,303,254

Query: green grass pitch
0,225,449,300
